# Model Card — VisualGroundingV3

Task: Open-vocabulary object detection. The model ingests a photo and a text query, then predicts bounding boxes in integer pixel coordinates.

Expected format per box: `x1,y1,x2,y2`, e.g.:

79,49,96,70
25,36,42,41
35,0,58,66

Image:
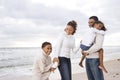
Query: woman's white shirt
55,32,80,58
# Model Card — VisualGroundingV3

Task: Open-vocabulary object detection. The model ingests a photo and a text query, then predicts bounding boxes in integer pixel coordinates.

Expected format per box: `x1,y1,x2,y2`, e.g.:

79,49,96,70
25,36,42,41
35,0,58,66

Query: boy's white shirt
81,27,105,46
32,49,52,80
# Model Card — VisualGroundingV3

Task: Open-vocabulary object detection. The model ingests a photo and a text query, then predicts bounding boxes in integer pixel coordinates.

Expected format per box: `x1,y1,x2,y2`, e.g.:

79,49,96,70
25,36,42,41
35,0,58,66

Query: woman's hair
67,20,77,35
93,21,107,31
41,42,51,48
89,16,99,21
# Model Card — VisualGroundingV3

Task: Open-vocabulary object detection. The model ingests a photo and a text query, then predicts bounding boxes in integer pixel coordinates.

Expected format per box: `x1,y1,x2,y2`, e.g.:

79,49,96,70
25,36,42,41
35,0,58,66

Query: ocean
0,46,120,78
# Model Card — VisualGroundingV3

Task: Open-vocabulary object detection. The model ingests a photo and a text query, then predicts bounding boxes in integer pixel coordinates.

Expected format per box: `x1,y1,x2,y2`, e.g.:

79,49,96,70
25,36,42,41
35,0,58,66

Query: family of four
32,16,107,80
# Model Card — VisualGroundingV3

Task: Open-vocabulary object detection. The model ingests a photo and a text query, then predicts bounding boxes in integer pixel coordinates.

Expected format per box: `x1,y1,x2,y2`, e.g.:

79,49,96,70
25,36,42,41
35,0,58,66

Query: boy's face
43,45,52,55
94,23,103,30
88,19,95,27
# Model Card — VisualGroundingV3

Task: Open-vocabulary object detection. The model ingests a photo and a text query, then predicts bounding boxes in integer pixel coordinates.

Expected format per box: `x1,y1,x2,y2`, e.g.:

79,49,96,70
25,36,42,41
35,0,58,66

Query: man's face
88,19,95,27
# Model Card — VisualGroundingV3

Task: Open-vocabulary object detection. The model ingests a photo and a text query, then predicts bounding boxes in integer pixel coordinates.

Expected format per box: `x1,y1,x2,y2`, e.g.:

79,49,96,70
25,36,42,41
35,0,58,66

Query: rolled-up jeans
58,57,71,80
85,58,104,80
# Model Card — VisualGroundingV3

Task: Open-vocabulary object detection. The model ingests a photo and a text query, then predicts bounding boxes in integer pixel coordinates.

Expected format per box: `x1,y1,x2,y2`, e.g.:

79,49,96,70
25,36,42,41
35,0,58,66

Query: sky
0,0,120,47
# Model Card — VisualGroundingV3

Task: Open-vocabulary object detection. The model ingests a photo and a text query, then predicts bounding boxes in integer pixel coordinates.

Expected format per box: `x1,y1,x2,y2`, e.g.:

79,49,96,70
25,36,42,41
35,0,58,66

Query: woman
53,20,79,80
83,16,106,80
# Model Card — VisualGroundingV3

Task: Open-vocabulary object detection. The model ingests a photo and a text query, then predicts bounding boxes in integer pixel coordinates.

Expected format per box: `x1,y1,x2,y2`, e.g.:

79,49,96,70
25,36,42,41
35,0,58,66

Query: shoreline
0,58,120,80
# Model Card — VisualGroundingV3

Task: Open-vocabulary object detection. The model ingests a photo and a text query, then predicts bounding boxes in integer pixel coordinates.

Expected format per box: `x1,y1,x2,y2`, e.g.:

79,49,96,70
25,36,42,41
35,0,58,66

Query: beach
0,58,120,80
72,59,120,80
0,47,120,80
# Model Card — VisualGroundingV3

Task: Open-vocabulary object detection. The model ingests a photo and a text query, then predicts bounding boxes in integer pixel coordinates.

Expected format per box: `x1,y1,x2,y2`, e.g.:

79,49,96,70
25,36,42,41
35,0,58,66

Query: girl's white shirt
81,27,105,46
54,32,80,58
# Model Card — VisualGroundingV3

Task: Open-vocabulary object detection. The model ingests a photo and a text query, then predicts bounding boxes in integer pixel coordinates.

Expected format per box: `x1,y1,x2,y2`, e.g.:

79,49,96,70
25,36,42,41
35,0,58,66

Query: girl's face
65,25,74,35
42,45,52,56
94,23,103,30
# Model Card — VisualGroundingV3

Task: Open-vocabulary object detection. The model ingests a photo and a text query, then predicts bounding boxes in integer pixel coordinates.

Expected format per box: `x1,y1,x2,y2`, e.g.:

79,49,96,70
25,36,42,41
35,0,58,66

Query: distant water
0,46,120,77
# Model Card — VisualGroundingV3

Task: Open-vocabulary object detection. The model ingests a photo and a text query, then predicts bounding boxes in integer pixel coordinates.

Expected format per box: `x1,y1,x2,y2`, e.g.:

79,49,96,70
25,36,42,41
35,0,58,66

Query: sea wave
0,46,120,76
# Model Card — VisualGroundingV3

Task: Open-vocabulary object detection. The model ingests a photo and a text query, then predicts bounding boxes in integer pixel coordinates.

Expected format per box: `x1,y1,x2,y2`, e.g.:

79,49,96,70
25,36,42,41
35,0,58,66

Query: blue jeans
85,58,104,80
58,57,72,80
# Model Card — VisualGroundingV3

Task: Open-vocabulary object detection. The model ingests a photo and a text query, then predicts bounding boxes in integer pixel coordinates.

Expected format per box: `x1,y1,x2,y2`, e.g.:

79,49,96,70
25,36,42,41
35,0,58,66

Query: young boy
32,42,59,80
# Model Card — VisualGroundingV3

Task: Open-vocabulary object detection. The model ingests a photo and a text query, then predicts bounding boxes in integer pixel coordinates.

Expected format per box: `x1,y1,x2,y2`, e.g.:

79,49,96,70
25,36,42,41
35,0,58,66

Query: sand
0,59,120,80
72,59,120,80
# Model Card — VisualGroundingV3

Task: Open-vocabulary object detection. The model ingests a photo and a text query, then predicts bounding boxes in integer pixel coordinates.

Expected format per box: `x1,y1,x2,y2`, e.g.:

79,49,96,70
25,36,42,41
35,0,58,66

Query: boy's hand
53,57,59,63
49,67,56,72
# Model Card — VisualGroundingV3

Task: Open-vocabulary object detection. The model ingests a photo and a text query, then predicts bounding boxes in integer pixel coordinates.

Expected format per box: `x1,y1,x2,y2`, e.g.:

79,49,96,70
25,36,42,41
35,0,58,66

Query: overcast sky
0,0,120,47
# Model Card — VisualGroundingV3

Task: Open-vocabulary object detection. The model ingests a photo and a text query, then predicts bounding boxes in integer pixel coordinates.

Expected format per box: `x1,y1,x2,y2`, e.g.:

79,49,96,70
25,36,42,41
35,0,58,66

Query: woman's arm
72,38,80,54
52,33,64,67
84,33,104,54
54,33,64,57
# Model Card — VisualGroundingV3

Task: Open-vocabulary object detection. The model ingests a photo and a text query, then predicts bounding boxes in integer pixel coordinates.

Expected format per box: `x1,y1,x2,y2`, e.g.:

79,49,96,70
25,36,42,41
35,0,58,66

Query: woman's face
65,25,74,35
42,45,52,55
88,19,95,27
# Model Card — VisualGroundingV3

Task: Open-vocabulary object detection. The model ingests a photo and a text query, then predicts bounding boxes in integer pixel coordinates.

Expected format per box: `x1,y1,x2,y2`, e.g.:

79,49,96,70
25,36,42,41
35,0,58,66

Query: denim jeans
58,57,72,80
85,58,104,80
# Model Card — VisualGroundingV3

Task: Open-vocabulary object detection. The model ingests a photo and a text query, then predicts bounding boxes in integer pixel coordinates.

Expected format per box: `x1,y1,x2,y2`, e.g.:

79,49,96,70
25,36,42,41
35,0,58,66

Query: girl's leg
99,49,108,73
79,55,85,67
58,57,72,80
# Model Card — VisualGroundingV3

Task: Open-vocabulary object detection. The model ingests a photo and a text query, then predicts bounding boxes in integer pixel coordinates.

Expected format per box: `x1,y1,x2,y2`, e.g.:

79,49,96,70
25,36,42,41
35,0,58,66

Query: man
83,16,105,80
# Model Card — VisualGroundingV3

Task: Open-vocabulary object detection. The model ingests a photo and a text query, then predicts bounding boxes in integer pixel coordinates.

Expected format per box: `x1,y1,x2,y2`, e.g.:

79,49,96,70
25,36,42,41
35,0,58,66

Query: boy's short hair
42,42,51,48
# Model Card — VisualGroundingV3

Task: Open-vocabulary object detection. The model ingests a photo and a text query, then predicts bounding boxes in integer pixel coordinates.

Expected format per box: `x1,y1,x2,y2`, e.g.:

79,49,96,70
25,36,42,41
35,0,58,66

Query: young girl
32,42,59,80
79,21,108,73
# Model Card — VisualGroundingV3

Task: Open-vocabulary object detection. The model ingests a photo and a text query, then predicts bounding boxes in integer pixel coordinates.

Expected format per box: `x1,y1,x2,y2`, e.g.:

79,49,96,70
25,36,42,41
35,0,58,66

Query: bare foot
99,65,108,73
79,62,84,67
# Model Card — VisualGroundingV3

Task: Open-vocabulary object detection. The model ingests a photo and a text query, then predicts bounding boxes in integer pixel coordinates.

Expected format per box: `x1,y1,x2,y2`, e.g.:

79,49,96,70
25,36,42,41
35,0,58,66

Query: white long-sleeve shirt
32,49,52,80
82,27,105,46
85,33,104,58
55,32,80,58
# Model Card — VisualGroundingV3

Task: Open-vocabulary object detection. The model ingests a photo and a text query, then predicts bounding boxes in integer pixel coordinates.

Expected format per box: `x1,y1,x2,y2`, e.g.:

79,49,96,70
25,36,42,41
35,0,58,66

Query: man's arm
84,34,104,54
